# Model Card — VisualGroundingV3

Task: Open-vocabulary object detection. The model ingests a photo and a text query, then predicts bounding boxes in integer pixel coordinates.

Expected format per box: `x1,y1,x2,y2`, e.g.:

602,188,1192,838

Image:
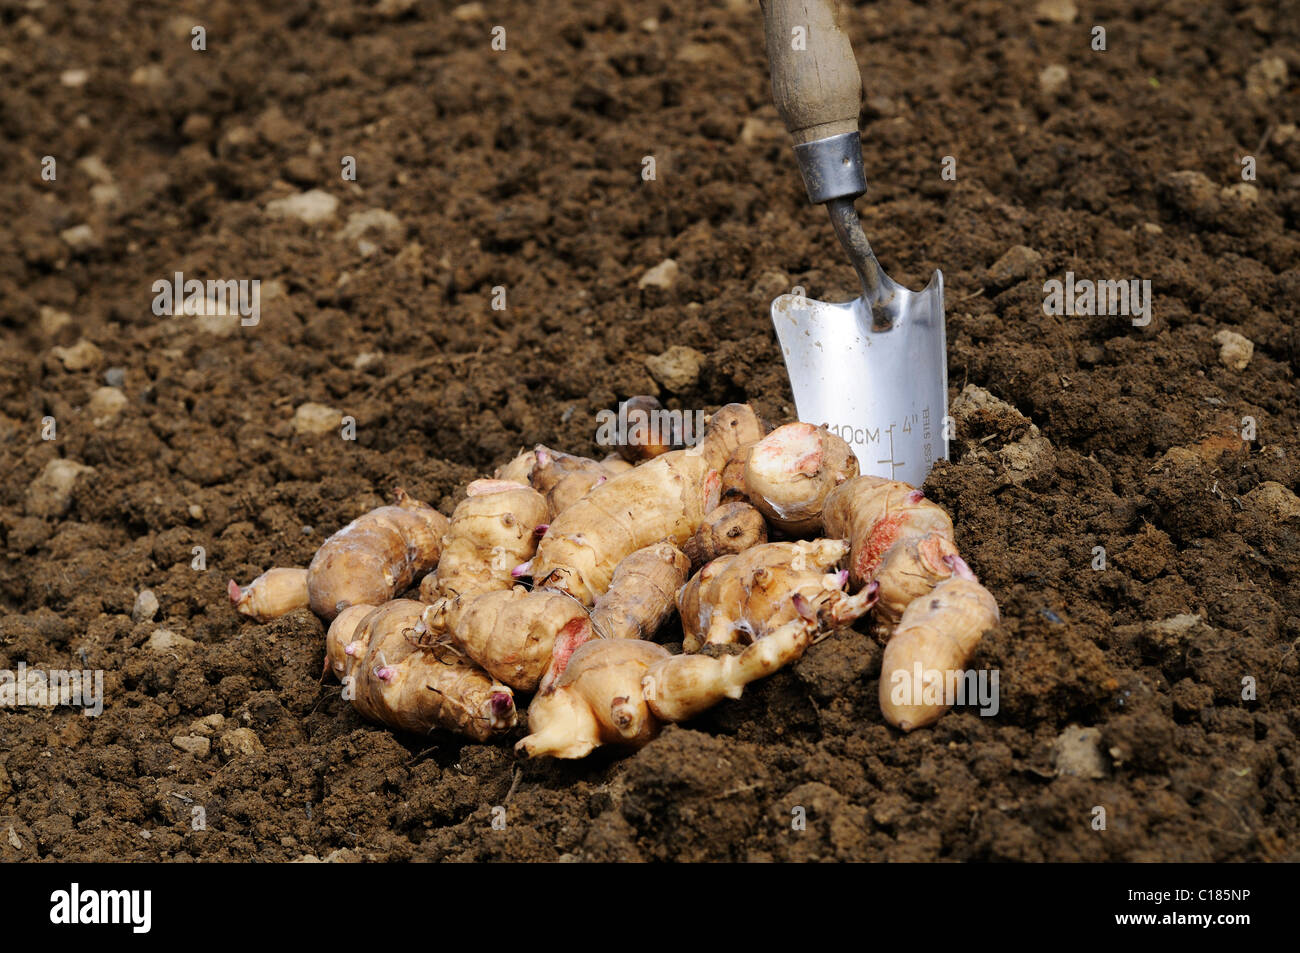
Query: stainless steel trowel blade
771,271,947,487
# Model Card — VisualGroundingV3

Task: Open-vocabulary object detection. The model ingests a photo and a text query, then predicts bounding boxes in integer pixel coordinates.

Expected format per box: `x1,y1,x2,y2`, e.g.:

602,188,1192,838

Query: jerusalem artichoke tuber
230,489,448,622
229,568,309,622
587,541,690,641
822,474,1001,729
675,540,875,652
530,446,626,518
416,542,689,693
417,586,590,692
823,476,955,592
681,501,767,568
744,422,858,534
325,599,517,740
429,479,548,601
324,603,375,679
494,448,538,485
527,404,764,604
878,563,999,731
610,395,679,463
516,613,821,759
306,488,449,620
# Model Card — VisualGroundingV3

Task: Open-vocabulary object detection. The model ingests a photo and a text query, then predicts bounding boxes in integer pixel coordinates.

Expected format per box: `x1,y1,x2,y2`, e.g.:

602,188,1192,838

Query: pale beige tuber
675,540,875,652
516,614,824,759
423,479,548,601
526,404,764,604
230,488,448,622
744,422,857,534
682,501,768,567
325,599,517,741
822,475,1000,730
417,542,689,693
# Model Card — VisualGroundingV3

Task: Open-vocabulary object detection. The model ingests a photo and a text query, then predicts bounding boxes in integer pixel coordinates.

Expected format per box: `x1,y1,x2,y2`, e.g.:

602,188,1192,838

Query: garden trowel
761,0,947,486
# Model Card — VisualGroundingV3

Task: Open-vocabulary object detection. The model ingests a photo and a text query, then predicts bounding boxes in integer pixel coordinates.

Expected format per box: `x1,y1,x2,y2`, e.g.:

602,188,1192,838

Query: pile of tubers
229,401,1000,758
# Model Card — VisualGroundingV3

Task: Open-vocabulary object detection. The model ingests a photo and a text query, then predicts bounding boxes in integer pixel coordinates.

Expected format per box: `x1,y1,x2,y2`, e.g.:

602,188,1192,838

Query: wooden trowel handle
761,0,862,144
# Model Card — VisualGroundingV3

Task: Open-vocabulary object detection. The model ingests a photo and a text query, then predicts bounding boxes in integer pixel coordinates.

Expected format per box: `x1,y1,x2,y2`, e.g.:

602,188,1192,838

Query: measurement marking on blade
877,423,905,479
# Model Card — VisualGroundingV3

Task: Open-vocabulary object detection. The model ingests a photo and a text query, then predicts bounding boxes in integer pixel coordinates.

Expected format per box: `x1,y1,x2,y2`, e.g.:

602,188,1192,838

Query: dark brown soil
2,0,1298,862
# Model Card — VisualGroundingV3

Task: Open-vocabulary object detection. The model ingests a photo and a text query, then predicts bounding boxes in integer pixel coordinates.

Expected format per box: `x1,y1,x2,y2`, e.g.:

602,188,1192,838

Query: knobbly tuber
823,476,957,630
231,488,449,622
682,501,767,568
878,567,1000,731
718,443,754,502
823,474,1000,729
612,395,679,463
530,446,626,518
324,603,374,678
587,541,690,641
744,422,857,534
417,586,588,692
494,448,538,485
229,567,309,622
675,540,875,652
326,599,517,741
416,542,688,693
516,614,823,759
527,404,764,604
425,479,548,601
229,398,1001,751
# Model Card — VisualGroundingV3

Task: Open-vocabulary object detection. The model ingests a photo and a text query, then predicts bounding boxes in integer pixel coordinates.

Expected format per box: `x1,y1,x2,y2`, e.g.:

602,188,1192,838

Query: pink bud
793,593,816,621
490,692,514,719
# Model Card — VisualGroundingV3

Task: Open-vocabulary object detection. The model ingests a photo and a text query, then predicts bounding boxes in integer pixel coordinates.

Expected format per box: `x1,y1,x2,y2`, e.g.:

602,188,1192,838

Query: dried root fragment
878,565,1000,731
328,599,516,741
682,501,768,568
744,422,858,534
516,614,819,759
229,568,309,622
529,404,764,604
675,539,875,652
433,479,549,600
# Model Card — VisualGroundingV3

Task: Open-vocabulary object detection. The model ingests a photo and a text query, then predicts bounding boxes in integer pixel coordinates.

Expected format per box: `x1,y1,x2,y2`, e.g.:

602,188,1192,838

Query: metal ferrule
792,131,867,205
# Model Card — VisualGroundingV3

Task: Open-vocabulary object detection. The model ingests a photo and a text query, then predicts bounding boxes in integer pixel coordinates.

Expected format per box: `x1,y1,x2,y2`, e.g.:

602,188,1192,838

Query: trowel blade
770,272,947,488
